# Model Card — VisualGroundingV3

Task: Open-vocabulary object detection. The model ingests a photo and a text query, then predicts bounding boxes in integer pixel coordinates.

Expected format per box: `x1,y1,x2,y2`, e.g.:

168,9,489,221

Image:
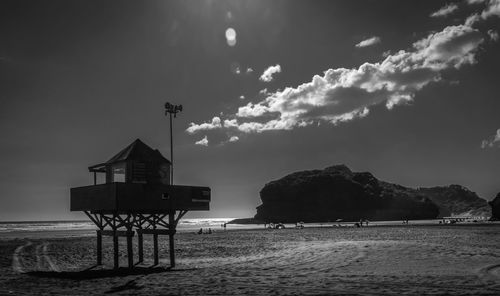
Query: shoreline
2,219,499,241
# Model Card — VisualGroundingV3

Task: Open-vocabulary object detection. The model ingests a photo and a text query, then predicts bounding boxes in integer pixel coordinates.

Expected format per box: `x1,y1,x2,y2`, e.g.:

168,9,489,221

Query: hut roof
107,138,170,164
89,139,170,172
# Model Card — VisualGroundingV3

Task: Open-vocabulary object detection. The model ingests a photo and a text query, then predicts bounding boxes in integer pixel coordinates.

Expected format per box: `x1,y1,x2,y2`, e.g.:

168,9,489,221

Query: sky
0,0,499,221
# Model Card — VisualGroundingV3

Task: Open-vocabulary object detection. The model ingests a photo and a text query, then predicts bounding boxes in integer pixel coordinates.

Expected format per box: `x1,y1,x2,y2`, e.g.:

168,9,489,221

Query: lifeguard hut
70,138,210,269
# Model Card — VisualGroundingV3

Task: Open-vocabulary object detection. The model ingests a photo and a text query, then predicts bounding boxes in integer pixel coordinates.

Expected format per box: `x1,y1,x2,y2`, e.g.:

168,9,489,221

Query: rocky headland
489,192,500,220
251,165,491,223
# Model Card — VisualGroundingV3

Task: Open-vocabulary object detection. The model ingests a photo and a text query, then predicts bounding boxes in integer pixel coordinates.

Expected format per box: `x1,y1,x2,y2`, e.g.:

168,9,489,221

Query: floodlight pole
164,102,182,268
169,112,174,185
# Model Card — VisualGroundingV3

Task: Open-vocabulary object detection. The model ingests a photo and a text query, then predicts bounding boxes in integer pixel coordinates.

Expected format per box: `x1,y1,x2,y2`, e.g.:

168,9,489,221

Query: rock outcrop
489,193,500,220
417,185,490,217
254,165,490,223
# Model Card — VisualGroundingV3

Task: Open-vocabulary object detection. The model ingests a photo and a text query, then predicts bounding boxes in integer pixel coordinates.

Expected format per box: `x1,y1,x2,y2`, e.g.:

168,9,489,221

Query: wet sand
1,224,500,295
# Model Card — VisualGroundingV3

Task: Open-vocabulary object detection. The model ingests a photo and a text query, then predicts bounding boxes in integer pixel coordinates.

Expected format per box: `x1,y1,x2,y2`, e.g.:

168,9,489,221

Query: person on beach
198,228,203,234
208,228,212,234
223,223,226,230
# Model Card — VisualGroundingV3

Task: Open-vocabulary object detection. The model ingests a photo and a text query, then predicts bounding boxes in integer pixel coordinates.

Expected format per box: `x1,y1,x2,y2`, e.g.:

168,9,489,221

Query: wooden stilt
138,231,143,263
97,230,102,265
127,231,133,268
169,211,176,268
153,233,159,265
113,232,119,269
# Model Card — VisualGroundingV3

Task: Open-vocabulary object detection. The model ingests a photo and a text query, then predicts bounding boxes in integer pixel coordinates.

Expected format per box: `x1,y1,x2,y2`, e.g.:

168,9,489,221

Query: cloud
187,24,485,137
223,119,239,128
355,36,382,48
488,29,499,41
467,0,487,4
239,95,245,100
195,136,209,146
465,0,500,25
465,13,481,26
186,117,222,134
259,64,282,82
246,68,254,74
481,129,500,148
481,0,500,19
229,136,239,142
430,3,459,18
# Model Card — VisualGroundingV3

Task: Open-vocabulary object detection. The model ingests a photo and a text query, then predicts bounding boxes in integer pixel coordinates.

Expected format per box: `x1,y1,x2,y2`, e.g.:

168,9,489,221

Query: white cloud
465,0,500,25
223,119,239,128
239,95,245,100
229,136,239,142
465,13,481,26
195,136,209,146
237,102,270,117
467,0,487,4
355,36,381,48
430,3,459,18
187,24,485,137
259,64,282,82
488,29,499,41
482,0,500,19
246,68,254,73
186,117,222,134
481,129,500,148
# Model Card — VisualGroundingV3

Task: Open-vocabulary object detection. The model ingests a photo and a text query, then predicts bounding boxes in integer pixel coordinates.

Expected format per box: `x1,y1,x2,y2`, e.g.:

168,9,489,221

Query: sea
0,217,490,240
0,218,255,239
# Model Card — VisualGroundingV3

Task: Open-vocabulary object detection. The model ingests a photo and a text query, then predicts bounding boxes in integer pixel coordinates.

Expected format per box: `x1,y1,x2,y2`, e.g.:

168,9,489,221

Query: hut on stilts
70,139,210,269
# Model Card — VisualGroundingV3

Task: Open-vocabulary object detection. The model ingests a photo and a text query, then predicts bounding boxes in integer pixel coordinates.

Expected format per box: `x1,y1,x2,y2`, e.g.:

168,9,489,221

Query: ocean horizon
0,218,242,234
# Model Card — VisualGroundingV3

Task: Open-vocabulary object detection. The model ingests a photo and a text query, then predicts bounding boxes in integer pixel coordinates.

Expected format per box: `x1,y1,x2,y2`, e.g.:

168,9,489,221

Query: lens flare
225,28,237,46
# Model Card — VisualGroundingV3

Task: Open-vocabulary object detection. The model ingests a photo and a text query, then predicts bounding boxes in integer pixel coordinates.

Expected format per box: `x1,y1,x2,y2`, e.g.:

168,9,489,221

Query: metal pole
168,111,176,267
169,112,173,185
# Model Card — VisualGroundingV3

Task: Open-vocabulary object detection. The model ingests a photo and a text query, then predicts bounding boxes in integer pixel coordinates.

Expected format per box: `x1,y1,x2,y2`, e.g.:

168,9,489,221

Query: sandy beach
1,224,500,295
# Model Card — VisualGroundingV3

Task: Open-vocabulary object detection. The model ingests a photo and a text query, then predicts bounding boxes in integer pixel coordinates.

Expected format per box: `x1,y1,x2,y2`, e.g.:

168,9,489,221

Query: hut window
112,163,126,183
132,163,147,183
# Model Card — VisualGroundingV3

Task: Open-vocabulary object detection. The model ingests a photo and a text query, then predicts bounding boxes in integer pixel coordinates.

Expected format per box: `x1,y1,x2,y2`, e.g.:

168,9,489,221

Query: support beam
153,234,159,265
127,232,133,269
169,211,176,268
113,233,119,269
137,231,143,263
96,230,102,265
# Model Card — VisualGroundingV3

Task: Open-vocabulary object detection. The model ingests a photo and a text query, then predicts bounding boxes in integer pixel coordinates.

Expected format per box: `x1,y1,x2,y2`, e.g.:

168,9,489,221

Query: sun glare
225,27,237,46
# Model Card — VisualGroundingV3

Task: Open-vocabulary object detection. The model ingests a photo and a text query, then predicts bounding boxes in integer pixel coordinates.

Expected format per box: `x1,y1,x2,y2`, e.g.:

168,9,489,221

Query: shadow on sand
25,265,194,280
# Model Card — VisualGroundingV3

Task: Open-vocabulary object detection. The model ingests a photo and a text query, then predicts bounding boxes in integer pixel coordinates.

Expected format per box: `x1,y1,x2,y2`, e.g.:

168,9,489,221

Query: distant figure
365,220,369,226
221,223,224,228
223,223,227,230
198,228,203,234
355,222,361,228
208,228,212,234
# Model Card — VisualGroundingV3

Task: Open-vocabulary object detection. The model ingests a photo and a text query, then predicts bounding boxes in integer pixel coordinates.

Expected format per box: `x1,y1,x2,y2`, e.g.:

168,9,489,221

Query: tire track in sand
12,241,60,273
42,242,60,272
12,241,32,273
